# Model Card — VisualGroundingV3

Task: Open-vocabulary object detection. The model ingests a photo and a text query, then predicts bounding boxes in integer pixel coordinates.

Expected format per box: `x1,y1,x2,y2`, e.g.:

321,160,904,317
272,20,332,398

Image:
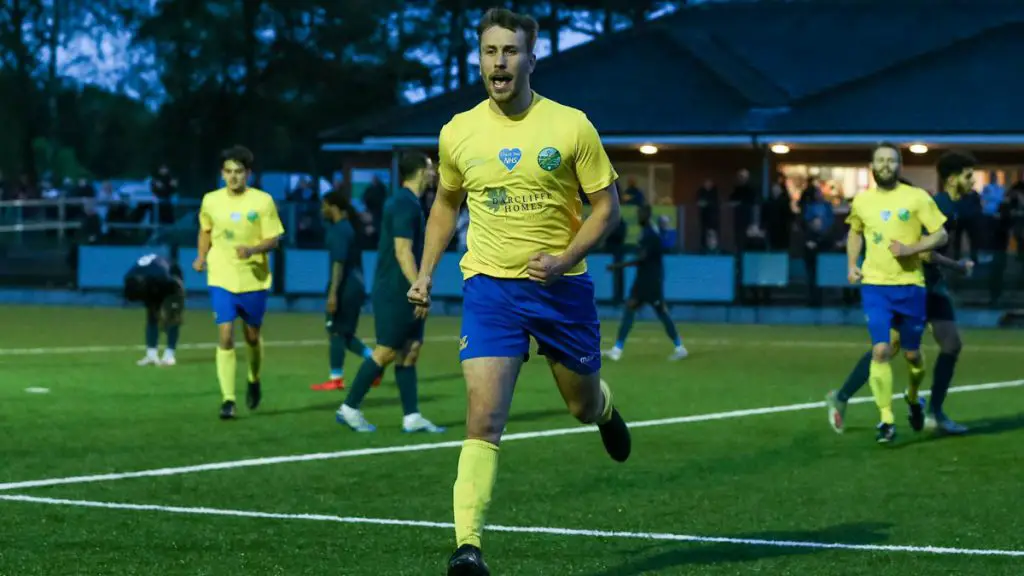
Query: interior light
639,144,658,155
909,144,928,154
770,143,790,154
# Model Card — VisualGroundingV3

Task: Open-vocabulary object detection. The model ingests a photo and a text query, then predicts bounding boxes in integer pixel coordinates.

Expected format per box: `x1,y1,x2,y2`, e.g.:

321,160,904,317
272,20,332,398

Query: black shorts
373,293,423,350
326,287,365,337
926,291,956,323
148,284,185,328
628,278,664,307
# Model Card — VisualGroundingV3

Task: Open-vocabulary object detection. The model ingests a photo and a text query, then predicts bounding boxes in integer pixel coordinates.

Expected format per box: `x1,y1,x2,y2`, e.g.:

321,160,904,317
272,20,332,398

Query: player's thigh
462,356,523,443
930,319,962,355
861,286,898,347
160,290,184,328
209,287,239,326
526,275,602,375
397,338,422,366
893,286,928,352
547,357,603,424
458,276,530,363
237,290,269,331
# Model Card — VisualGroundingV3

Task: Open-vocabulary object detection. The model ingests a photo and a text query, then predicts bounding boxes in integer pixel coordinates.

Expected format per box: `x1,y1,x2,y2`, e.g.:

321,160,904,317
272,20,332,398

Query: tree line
0,0,684,194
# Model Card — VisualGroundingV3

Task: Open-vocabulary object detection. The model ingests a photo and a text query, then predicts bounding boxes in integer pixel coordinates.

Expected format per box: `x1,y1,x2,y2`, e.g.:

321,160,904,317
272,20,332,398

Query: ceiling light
639,144,658,155
770,143,790,154
909,144,928,154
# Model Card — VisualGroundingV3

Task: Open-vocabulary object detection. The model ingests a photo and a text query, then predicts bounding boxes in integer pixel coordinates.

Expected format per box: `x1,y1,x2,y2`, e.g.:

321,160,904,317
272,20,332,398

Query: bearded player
827,150,975,436
194,145,285,420
406,8,631,574
841,143,948,443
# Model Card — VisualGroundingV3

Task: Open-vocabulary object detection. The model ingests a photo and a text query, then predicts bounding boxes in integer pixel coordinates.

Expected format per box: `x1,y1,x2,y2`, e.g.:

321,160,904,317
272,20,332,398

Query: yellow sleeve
261,197,285,239
199,195,213,232
437,122,463,192
574,113,618,194
917,192,947,234
845,196,864,232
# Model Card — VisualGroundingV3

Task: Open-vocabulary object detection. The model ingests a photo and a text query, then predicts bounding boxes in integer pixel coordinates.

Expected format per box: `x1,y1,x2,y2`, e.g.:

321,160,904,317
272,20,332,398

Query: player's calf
549,361,630,462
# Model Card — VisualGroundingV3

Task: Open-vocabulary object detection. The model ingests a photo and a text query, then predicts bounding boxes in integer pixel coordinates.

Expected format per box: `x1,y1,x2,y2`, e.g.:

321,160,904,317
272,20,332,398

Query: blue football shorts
209,287,269,327
861,284,927,351
459,273,602,375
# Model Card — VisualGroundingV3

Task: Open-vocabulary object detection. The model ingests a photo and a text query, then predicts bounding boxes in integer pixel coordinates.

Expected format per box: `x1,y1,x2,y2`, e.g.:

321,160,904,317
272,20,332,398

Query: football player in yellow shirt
193,145,285,420
405,8,630,575
845,143,947,443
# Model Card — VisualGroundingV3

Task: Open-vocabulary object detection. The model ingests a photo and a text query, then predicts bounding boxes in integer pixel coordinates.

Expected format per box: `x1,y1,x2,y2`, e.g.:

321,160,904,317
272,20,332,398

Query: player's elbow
933,228,949,247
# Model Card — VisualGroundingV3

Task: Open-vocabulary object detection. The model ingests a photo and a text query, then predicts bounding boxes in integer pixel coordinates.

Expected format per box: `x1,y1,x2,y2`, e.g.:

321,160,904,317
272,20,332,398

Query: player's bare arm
846,228,863,283
528,184,620,285
194,228,212,271
394,237,420,285
921,251,974,276
888,227,947,258
236,235,280,259
326,260,344,313
409,185,466,307
606,248,646,270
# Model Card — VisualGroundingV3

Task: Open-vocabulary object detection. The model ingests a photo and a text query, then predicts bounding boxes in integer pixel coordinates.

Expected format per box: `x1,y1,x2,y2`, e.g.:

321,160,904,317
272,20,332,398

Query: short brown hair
477,8,538,54
221,145,254,170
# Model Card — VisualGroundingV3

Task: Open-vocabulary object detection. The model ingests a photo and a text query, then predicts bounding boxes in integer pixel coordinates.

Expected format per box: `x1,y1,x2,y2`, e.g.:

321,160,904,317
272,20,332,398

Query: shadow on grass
256,395,442,417
889,412,1024,449
589,522,894,575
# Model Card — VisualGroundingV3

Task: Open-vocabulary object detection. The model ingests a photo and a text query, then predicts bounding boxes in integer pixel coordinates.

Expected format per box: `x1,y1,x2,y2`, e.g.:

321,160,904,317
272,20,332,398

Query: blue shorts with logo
210,287,269,327
459,273,602,375
861,285,927,351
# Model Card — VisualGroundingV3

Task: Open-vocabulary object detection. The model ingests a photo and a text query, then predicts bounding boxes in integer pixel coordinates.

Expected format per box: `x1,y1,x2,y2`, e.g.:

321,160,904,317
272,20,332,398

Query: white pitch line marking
1,494,1022,557
0,335,1020,356
0,379,1020,493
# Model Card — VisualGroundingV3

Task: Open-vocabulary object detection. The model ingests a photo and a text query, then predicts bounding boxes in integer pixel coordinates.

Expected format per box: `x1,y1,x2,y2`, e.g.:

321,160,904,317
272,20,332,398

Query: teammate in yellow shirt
405,8,630,575
193,145,285,420
845,142,947,443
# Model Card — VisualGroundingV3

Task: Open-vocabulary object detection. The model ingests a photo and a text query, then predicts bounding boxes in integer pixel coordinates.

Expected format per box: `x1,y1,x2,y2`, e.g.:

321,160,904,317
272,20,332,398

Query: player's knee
371,346,397,366
903,350,922,364
626,300,640,311
567,394,603,425
940,334,962,356
400,344,421,367
871,343,891,362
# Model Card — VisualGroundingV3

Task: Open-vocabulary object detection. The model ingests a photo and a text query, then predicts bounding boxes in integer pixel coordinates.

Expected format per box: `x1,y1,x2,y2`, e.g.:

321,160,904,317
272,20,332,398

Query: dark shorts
628,276,664,307
145,283,184,328
210,287,269,327
327,285,366,337
861,285,927,351
926,290,956,323
373,292,424,350
459,273,601,375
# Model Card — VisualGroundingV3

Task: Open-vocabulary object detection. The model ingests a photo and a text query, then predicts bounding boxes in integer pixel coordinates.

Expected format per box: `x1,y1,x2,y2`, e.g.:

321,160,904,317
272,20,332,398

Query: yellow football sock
247,338,263,382
868,360,894,424
453,439,499,549
216,347,237,402
597,379,614,425
906,354,926,403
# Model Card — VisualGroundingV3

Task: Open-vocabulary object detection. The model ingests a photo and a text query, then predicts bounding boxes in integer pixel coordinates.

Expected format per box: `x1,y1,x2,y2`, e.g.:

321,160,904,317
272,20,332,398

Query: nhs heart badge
880,210,892,222
498,148,522,171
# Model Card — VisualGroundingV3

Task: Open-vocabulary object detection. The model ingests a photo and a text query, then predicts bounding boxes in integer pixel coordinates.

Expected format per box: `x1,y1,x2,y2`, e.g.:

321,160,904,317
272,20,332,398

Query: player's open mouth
490,75,512,91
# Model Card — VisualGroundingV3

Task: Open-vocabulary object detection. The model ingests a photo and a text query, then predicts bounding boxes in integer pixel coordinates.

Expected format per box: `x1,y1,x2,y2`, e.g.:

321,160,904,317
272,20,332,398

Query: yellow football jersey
438,93,618,280
198,187,285,293
846,183,946,286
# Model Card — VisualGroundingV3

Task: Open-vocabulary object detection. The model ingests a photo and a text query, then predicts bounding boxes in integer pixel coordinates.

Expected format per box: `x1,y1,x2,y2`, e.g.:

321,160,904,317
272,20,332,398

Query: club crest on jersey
247,210,259,222
872,232,883,244
537,147,561,171
230,212,242,222
897,208,910,222
880,210,892,222
498,148,521,171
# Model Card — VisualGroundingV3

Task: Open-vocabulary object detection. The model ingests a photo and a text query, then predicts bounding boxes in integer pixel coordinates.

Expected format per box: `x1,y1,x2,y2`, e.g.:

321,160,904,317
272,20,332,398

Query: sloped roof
321,0,1024,143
